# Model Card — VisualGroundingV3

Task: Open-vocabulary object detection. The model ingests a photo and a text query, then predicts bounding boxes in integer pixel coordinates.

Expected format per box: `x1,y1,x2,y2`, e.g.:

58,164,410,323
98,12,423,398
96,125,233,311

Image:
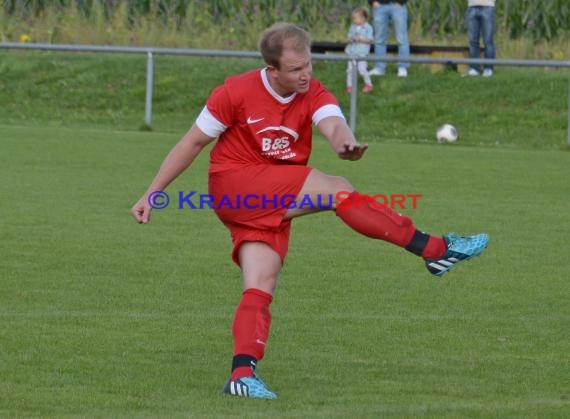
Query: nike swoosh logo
247,117,264,124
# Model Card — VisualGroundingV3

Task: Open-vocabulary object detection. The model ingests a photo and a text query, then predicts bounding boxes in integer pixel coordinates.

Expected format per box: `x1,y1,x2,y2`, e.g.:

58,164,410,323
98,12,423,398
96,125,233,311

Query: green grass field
0,50,569,417
1,51,569,149
1,124,568,418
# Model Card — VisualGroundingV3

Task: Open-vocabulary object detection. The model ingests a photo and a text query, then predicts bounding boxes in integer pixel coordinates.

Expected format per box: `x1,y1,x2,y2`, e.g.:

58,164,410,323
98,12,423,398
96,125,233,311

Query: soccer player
131,23,489,400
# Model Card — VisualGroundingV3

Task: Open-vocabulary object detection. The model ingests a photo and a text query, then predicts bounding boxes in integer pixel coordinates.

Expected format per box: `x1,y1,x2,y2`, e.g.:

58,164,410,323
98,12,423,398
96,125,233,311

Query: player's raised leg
285,169,489,276
223,242,279,399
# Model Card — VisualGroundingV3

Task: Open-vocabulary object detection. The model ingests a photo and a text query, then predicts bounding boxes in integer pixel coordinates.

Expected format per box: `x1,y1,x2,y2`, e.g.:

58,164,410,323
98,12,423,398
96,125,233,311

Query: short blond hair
352,7,369,20
259,23,311,69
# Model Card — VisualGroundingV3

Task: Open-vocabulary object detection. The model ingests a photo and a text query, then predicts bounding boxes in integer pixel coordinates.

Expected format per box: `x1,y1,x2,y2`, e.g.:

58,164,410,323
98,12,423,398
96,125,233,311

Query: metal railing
1,42,569,145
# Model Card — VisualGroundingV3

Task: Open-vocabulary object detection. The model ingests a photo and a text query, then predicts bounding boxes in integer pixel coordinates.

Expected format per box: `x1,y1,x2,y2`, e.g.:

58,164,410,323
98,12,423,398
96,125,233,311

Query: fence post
145,51,154,129
349,58,358,133
567,73,570,146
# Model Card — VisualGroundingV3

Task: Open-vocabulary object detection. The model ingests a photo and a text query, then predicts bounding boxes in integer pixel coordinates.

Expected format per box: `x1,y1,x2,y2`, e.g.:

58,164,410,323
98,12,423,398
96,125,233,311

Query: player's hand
337,143,368,161
131,196,152,224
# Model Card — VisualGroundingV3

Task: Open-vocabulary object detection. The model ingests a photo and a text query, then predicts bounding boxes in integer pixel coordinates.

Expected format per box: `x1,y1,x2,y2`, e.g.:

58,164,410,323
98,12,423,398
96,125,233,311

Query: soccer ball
436,124,458,143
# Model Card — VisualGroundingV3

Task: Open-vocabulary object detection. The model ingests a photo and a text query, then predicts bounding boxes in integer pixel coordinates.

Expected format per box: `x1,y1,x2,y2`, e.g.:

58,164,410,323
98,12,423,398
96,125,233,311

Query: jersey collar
261,68,297,104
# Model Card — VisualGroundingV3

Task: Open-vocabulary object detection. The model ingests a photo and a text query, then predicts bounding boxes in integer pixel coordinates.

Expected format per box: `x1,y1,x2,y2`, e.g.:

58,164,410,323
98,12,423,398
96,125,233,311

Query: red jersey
196,68,344,173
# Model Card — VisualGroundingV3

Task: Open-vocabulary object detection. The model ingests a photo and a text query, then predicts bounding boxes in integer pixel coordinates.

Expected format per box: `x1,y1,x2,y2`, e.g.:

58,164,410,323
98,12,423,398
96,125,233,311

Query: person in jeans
467,0,496,77
368,0,410,78
345,7,374,93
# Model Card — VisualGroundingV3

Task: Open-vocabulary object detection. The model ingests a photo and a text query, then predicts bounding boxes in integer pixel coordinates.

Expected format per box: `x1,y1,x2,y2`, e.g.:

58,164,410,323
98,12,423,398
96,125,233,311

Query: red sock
422,236,447,259
336,191,446,258
230,288,272,380
231,366,254,380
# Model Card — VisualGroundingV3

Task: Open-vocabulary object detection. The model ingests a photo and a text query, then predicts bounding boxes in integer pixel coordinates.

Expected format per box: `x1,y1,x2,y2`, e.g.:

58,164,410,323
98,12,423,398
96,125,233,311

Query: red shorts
208,164,312,266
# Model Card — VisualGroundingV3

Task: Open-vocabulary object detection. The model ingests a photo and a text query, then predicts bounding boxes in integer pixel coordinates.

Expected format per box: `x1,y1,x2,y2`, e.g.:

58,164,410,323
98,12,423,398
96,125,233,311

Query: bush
2,0,569,47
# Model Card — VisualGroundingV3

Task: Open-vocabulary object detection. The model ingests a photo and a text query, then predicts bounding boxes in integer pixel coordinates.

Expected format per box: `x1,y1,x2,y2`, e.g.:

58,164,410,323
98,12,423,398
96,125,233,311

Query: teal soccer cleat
223,374,277,400
424,232,489,277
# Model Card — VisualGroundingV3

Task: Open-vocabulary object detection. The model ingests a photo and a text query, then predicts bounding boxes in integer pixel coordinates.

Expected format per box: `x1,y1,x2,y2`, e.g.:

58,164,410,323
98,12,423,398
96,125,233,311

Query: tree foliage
3,0,569,41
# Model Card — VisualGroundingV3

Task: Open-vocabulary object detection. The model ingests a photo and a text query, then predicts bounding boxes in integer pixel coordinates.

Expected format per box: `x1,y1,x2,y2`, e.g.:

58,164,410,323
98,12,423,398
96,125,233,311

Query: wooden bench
311,41,472,73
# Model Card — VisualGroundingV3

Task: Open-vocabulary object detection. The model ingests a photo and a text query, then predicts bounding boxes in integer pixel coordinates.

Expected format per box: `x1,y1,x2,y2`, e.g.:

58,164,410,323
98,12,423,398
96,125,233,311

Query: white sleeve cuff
312,104,345,126
195,106,227,138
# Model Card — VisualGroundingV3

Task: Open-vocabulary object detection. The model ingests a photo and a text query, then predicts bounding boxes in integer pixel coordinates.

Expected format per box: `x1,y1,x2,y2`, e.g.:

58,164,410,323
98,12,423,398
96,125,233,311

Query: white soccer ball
436,124,458,143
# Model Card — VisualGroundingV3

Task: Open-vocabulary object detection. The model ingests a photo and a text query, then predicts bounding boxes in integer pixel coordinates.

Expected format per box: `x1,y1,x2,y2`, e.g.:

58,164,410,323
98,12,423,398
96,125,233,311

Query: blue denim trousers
467,6,496,71
372,3,410,71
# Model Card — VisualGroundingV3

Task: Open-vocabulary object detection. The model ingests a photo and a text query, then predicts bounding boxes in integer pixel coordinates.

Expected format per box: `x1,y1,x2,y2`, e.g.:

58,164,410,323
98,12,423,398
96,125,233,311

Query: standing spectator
467,0,496,77
368,0,410,78
345,7,374,93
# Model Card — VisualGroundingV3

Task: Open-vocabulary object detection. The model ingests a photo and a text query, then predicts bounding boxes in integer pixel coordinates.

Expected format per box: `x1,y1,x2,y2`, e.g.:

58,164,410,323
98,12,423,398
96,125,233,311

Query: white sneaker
467,68,480,76
482,69,493,77
368,68,385,76
397,67,408,77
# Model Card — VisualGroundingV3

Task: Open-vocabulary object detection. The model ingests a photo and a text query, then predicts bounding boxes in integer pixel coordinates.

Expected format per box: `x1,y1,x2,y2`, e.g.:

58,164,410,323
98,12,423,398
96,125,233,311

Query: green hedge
409,0,570,41
3,0,570,41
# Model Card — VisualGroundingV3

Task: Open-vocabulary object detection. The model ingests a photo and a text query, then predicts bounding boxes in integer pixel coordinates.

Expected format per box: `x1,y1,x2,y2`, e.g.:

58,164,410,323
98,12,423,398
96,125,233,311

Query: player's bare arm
131,124,215,224
317,115,368,161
